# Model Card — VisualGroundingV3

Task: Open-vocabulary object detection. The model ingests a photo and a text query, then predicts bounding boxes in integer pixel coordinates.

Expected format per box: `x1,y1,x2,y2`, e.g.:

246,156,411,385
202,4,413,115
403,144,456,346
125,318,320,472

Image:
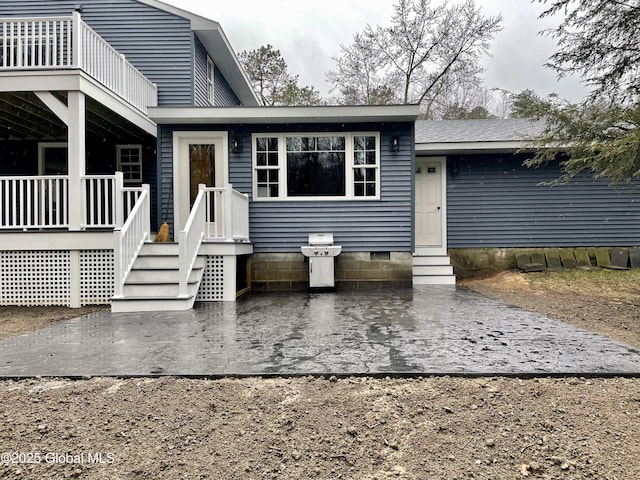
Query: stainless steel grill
301,233,342,288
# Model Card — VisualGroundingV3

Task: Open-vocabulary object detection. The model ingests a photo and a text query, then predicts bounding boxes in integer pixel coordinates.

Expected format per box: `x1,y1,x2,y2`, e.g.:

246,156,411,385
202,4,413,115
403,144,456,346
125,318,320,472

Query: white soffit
149,105,421,124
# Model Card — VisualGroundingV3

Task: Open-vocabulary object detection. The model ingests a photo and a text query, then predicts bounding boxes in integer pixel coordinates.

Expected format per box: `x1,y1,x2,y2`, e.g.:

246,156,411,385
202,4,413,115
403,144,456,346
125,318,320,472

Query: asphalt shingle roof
415,118,545,144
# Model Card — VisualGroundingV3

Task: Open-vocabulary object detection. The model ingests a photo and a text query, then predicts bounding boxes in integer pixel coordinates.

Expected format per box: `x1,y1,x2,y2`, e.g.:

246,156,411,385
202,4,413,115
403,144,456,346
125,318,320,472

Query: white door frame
415,156,447,255
173,131,229,231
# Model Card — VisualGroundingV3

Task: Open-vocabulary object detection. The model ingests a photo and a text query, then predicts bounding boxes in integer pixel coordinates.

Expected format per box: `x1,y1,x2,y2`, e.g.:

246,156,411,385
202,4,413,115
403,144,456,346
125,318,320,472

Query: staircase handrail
178,184,206,298
113,184,150,297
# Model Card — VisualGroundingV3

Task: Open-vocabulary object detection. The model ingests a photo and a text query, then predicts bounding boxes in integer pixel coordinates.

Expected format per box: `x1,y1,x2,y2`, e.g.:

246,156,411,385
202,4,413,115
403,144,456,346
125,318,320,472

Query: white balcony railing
0,12,157,113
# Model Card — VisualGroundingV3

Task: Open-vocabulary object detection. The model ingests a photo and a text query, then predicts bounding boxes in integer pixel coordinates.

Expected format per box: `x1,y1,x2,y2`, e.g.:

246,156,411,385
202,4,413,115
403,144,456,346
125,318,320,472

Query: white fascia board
149,105,421,124
194,29,260,107
415,140,531,154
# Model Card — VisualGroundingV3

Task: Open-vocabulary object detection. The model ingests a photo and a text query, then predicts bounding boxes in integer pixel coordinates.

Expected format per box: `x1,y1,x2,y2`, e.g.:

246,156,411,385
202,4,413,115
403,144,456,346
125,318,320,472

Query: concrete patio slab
1,286,639,377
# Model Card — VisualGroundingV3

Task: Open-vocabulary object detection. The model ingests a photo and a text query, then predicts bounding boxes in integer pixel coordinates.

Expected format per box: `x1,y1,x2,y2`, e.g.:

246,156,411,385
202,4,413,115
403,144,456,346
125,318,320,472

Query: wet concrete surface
1,286,640,377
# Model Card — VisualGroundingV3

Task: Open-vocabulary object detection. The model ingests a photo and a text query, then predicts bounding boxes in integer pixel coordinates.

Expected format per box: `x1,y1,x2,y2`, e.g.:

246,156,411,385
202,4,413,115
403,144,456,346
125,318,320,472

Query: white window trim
251,132,381,201
206,56,215,105
116,144,143,184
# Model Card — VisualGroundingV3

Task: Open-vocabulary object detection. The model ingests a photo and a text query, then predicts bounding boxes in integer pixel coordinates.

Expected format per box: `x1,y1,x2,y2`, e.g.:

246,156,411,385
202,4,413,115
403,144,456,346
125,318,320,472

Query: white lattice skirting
196,256,225,302
0,250,114,307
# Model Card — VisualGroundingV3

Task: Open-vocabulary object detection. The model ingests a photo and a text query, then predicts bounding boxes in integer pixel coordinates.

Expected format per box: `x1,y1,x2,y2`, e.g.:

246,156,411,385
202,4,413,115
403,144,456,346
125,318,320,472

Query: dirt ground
1,271,639,480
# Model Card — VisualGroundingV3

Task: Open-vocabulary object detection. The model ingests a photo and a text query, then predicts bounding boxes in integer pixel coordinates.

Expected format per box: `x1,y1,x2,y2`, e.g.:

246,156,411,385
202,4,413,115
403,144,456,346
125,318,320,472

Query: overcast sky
163,0,587,103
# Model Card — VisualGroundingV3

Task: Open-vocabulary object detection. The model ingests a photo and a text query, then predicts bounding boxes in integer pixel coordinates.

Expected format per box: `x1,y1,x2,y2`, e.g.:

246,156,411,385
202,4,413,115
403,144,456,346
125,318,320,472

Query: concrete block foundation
251,252,413,292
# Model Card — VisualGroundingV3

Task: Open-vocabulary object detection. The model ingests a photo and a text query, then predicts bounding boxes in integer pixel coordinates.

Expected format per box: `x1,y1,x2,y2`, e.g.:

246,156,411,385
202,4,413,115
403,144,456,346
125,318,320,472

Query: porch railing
0,173,143,230
0,12,157,113
113,184,150,297
204,184,250,241
0,176,69,229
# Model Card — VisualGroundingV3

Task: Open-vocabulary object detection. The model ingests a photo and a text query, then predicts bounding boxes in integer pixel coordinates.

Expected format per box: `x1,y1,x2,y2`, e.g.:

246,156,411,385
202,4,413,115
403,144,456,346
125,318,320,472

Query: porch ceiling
0,92,151,143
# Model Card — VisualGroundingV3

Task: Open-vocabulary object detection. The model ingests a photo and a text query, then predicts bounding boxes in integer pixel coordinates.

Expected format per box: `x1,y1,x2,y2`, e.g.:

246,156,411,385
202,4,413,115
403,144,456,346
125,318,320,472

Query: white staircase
111,242,205,313
413,250,456,285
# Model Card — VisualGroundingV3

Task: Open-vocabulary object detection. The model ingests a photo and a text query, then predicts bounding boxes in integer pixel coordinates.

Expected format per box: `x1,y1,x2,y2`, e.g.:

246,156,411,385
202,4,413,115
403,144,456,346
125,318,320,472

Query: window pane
257,170,267,182
287,152,345,196
354,184,364,196
366,184,376,196
301,137,316,151
269,170,279,182
354,151,365,165
354,136,365,150
366,168,376,181
365,136,376,150
286,137,301,151
268,138,278,150
256,138,267,151
366,151,376,165
268,152,279,166
257,186,269,197
332,137,345,150
317,137,331,151
270,185,279,197
354,168,365,181
257,153,267,166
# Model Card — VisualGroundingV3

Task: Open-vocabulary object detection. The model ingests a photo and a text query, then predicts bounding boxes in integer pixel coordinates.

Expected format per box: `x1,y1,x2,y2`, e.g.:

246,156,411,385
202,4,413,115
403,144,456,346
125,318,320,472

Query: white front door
415,158,445,248
173,132,228,231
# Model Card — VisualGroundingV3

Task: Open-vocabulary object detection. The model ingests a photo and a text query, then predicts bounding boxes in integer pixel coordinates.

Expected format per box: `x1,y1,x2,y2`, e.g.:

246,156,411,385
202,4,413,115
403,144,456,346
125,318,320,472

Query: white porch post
67,91,86,231
222,255,237,301
224,183,234,241
70,251,81,308
72,11,82,69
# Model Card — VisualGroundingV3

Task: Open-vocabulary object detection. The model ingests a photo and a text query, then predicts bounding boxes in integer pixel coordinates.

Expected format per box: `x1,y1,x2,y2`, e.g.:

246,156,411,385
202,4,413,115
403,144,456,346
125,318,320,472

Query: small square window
116,145,143,184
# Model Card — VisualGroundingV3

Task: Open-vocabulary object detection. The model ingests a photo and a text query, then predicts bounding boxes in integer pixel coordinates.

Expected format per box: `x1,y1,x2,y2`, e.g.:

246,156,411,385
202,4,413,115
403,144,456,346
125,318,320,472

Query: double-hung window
206,56,215,105
253,133,380,200
116,145,143,184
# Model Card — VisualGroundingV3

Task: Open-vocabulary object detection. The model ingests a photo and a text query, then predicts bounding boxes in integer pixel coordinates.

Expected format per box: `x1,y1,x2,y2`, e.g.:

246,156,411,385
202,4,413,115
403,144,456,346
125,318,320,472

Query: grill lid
308,233,334,246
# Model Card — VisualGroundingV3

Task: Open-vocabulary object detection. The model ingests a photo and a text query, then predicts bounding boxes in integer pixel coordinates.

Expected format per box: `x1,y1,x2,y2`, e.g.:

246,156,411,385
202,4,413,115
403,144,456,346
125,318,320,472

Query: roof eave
148,105,421,124
415,141,532,155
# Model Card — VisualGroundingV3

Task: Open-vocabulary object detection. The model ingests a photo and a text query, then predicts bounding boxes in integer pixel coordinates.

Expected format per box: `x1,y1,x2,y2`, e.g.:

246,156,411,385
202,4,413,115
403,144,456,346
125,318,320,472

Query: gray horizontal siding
447,154,640,247
159,123,414,252
157,126,174,231
214,66,241,106
0,0,194,106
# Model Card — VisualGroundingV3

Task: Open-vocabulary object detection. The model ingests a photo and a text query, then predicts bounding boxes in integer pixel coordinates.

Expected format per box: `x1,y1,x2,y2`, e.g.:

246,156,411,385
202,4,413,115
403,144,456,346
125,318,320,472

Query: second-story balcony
0,12,157,114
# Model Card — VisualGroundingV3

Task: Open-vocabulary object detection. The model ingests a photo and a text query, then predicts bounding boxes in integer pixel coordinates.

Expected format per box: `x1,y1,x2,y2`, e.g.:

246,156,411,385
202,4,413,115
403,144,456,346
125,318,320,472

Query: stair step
138,242,179,255
126,267,203,283
122,281,199,298
413,265,454,276
412,255,451,266
111,295,196,313
413,275,457,285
